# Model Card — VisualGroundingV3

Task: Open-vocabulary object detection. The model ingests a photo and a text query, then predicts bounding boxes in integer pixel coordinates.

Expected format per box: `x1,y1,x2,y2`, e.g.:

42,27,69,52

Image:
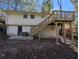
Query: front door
18,26,22,35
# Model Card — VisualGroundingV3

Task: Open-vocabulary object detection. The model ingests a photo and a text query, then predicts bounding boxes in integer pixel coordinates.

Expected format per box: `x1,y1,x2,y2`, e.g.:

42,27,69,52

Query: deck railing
54,10,75,21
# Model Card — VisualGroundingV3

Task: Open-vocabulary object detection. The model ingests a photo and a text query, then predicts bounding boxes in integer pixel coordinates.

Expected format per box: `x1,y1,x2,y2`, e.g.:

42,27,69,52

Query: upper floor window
31,14,35,19
23,14,27,18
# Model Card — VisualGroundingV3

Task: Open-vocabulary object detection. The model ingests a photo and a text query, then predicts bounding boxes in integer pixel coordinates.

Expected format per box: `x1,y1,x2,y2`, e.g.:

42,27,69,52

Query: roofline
5,10,50,14
0,10,75,14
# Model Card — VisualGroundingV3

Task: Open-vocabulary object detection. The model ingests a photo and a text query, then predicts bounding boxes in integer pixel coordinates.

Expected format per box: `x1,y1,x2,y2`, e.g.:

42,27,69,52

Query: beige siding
7,13,46,25
38,26,57,38
22,26,31,33
7,26,18,36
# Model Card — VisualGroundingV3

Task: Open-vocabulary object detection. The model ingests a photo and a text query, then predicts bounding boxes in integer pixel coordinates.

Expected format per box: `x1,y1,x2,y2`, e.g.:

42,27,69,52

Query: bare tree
57,0,62,18
57,0,62,11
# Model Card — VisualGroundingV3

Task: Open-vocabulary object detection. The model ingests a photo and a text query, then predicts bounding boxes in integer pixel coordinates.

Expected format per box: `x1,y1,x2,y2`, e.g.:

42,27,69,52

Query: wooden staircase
30,10,75,36
30,12,55,36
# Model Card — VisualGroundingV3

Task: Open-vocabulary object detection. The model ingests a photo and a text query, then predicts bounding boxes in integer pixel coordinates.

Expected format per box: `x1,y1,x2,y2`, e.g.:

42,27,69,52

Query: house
6,10,50,36
0,10,75,42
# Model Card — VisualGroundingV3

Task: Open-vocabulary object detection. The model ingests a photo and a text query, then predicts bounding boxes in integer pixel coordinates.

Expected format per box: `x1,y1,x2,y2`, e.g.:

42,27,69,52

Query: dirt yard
0,38,77,59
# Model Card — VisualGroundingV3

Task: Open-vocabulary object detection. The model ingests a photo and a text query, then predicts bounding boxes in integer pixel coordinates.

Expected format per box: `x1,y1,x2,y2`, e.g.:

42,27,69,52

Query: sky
52,0,74,11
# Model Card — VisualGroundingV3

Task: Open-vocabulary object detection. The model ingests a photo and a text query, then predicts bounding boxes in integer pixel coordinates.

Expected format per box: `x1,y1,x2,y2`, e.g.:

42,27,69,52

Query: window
31,14,35,19
23,14,27,18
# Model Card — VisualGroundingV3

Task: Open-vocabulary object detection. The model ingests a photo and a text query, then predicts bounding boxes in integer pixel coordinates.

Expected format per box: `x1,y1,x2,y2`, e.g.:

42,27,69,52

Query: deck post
70,22,74,41
61,23,63,36
55,22,59,44
63,23,66,44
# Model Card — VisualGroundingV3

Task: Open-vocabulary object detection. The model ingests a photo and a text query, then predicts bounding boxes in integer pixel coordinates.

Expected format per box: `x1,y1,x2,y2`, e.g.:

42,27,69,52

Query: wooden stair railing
30,10,75,36
30,12,55,36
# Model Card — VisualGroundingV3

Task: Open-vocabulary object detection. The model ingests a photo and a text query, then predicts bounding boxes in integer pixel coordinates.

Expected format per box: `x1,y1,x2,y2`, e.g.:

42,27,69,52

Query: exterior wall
7,25,31,36
7,26,18,36
6,13,46,25
38,26,57,38
22,26,31,34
